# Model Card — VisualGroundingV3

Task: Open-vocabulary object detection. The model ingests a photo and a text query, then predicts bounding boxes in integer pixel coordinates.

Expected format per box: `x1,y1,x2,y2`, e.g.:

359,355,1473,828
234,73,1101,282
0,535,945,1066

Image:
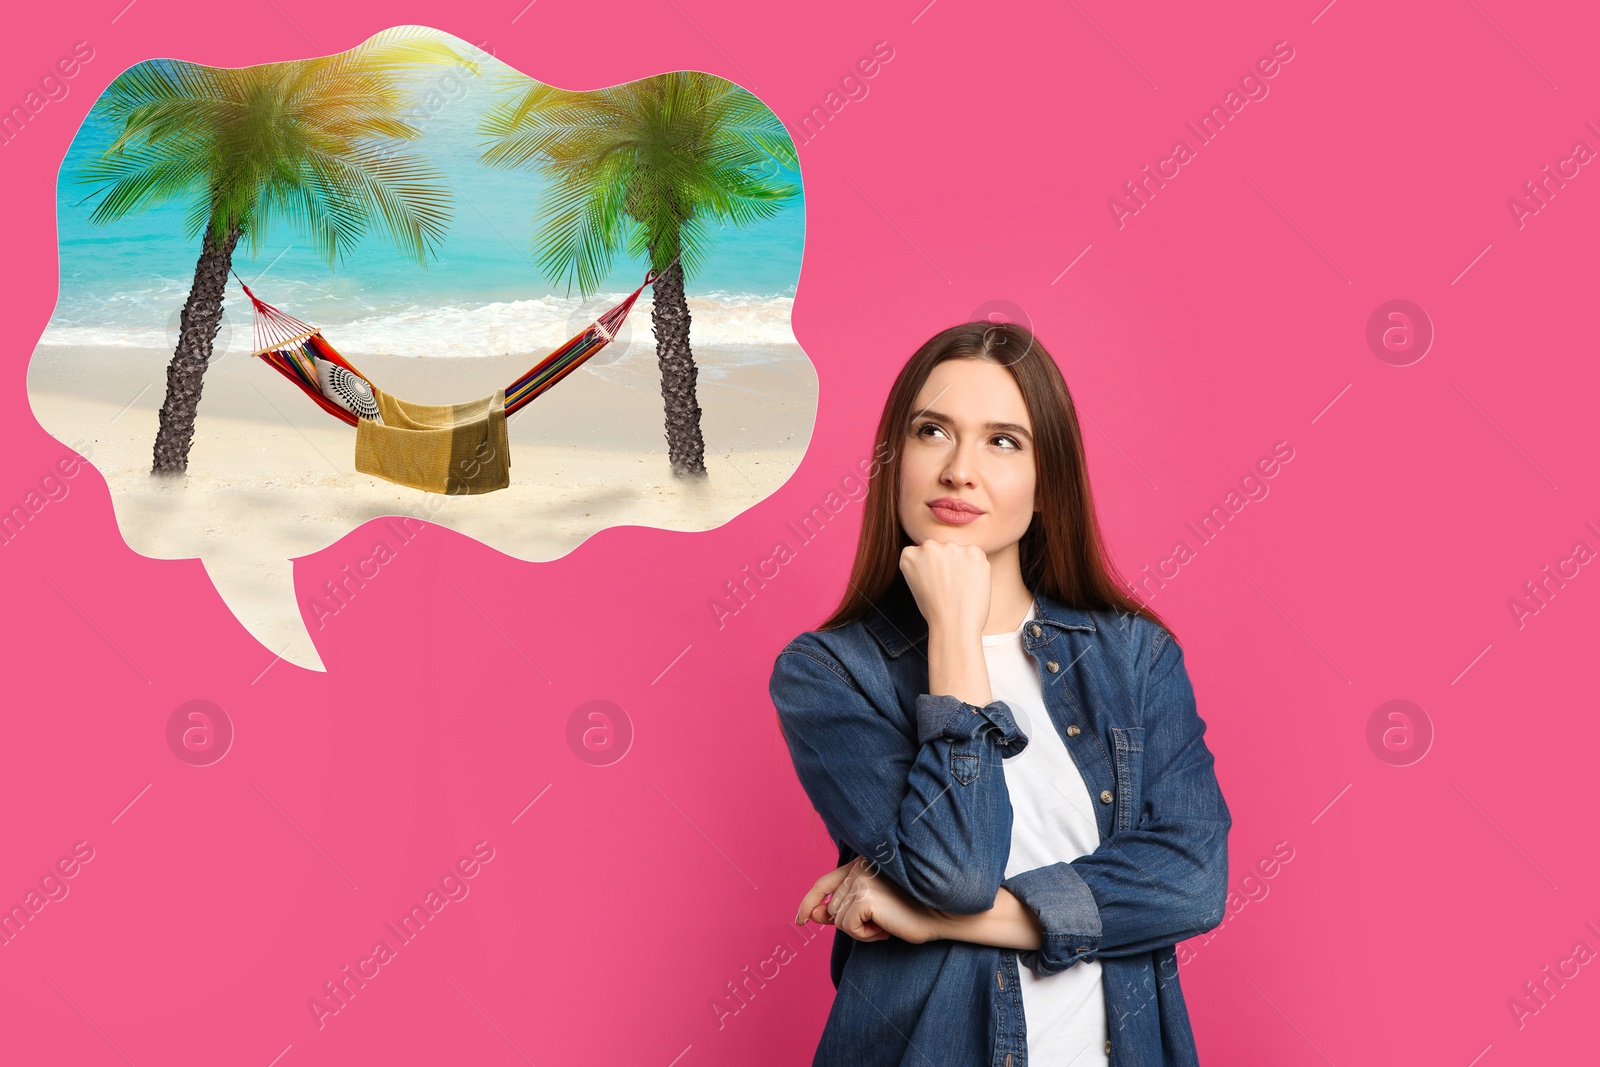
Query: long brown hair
817,320,1169,638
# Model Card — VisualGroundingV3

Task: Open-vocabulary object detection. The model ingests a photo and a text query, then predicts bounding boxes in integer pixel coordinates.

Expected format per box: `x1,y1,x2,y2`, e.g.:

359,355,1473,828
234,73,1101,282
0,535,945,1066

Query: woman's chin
912,524,976,545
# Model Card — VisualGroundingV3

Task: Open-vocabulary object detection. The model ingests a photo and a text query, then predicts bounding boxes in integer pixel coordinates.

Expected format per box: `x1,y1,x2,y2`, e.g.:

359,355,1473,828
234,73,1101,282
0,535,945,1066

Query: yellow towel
354,385,510,495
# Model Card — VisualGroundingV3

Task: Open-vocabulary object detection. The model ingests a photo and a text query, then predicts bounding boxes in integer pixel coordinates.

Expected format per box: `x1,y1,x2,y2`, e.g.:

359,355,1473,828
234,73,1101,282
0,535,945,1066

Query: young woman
769,321,1231,1067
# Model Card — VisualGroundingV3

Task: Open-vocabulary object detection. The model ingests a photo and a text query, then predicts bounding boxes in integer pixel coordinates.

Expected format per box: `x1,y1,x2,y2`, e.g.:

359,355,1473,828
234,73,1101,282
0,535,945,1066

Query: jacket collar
863,576,1098,659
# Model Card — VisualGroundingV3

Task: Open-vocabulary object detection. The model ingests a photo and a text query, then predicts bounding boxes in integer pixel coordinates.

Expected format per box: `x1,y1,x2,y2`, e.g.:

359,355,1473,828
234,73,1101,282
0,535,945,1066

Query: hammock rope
237,258,676,426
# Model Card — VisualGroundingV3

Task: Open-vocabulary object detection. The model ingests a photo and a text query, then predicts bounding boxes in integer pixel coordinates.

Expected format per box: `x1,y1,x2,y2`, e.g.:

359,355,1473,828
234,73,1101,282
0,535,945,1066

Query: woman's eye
915,424,1021,450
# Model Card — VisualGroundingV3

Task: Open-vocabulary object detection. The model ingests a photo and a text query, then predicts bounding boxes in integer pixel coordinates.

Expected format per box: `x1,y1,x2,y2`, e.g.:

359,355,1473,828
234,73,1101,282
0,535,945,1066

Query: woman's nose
943,446,978,486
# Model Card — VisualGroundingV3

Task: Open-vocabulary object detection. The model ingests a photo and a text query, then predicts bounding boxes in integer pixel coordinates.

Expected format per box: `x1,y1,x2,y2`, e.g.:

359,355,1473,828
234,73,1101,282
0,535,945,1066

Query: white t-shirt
984,600,1109,1066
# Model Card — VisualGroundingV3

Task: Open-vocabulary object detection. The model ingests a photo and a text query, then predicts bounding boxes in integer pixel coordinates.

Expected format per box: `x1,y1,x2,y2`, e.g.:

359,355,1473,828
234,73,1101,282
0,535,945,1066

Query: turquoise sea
41,43,805,358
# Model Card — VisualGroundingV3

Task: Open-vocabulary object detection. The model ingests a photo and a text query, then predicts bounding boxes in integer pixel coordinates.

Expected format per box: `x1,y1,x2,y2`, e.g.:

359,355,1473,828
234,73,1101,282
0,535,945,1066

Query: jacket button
1066,724,1081,737
1100,790,1114,803
1046,660,1060,673
1106,1039,1112,1055
996,968,1005,990
1006,1055,1013,1067
1029,624,1041,637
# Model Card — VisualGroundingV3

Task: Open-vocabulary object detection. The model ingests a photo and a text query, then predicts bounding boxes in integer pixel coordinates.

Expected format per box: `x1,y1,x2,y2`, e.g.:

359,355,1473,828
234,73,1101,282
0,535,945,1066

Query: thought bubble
28,28,812,670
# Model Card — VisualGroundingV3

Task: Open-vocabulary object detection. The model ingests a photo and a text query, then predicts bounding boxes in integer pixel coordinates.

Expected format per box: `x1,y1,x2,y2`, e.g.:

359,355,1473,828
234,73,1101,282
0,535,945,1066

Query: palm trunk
152,225,242,476
650,258,707,478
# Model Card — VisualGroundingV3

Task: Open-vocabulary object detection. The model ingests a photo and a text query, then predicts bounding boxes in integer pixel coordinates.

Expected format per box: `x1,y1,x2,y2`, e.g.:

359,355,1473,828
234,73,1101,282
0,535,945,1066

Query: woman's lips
928,502,983,526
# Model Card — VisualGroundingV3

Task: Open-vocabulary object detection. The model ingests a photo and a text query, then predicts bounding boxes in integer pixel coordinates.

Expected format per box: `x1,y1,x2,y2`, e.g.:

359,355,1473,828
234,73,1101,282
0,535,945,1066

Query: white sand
27,342,815,671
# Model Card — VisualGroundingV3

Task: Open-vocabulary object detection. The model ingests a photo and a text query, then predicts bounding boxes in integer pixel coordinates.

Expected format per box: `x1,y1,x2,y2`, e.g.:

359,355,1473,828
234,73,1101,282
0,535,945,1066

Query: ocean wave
39,291,798,358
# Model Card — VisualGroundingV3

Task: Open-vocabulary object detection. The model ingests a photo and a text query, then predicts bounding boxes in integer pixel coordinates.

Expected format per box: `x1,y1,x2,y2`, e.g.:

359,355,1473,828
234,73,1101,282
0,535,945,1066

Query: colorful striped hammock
240,262,669,426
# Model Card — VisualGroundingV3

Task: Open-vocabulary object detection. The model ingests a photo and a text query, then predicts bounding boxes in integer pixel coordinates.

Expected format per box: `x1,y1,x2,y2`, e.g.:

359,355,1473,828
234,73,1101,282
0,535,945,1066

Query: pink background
5,1,1599,1064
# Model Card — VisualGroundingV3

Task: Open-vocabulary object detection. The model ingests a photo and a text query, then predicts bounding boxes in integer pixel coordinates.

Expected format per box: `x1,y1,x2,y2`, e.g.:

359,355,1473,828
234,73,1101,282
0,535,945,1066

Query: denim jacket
769,578,1231,1066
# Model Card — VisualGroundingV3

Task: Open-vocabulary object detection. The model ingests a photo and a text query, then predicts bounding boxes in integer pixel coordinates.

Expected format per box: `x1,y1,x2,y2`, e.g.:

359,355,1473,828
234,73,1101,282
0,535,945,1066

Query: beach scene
27,27,813,671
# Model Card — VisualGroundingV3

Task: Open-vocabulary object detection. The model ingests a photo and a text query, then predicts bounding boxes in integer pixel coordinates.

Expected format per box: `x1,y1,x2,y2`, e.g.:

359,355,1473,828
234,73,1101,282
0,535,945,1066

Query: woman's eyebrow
913,409,1033,440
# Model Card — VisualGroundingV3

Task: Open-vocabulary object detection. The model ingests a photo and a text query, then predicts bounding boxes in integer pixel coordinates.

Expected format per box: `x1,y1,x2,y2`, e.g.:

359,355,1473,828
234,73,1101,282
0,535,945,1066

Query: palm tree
76,29,475,476
478,71,798,479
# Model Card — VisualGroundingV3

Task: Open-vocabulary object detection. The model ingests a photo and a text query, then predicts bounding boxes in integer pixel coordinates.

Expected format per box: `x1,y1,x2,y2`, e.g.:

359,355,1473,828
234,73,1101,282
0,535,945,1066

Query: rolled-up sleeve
1001,861,1103,974
1002,623,1231,976
771,637,1029,915
915,692,1030,754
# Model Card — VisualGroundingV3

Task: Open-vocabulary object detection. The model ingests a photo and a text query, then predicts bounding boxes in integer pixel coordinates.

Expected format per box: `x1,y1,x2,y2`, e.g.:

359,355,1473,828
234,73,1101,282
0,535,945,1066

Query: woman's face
897,357,1037,552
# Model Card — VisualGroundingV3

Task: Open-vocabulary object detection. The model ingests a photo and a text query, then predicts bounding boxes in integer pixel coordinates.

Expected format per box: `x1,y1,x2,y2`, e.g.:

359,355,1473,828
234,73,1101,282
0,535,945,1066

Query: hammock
235,262,669,494
238,265,668,428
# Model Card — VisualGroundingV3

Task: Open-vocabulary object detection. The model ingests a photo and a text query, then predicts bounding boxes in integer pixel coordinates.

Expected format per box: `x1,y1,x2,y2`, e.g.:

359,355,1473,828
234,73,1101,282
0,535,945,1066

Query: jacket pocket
1111,726,1145,832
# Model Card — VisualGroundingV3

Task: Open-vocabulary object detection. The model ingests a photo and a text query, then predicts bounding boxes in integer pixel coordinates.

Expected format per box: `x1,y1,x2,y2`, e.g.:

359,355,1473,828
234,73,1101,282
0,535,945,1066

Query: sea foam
40,290,798,359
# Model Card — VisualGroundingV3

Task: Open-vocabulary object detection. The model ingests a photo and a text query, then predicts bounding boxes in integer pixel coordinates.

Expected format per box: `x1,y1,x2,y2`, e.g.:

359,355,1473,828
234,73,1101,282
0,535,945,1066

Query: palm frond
76,140,211,224
530,154,632,296
75,28,469,269
316,144,454,264
478,69,799,298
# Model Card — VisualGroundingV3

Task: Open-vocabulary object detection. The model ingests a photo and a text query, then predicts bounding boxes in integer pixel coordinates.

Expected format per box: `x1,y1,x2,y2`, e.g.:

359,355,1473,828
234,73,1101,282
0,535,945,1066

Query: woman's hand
900,539,991,640
794,857,942,945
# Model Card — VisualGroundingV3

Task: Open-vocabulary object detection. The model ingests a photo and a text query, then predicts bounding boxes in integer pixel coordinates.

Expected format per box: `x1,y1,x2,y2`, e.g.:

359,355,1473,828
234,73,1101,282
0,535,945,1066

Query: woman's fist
794,857,941,945
900,538,991,639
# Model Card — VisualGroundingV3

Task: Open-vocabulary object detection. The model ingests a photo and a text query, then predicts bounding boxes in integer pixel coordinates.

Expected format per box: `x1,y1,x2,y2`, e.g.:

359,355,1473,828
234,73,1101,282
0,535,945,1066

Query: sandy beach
27,341,815,670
